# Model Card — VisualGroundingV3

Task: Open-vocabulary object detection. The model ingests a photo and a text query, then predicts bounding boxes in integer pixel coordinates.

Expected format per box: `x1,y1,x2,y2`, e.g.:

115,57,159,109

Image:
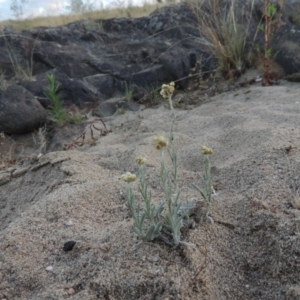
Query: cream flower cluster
153,135,169,150
121,172,137,183
135,156,147,165
160,82,175,99
201,146,213,155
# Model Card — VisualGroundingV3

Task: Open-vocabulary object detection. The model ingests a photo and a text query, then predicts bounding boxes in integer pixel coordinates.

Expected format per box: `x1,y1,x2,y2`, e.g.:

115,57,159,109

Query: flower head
160,82,175,99
201,146,213,155
153,135,169,150
160,89,168,99
121,172,137,183
135,156,147,165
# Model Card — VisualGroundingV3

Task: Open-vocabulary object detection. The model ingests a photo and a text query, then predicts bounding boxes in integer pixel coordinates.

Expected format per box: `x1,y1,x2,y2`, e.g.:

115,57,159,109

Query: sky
0,0,126,20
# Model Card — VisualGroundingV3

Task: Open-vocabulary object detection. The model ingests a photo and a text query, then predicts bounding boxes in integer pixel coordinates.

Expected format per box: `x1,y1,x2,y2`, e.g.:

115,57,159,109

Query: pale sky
0,0,133,20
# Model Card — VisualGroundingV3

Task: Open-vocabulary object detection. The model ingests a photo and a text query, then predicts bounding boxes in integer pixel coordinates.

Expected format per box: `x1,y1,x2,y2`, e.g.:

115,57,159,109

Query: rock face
268,0,300,75
0,3,214,109
0,85,47,134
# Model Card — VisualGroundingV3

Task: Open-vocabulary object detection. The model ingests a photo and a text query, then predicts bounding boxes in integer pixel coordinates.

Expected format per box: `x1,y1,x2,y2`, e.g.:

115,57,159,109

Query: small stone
67,288,75,295
65,220,73,226
123,102,140,112
206,216,214,224
63,241,76,252
147,256,159,263
93,102,117,117
46,266,53,272
245,285,250,289
12,167,30,178
155,269,161,275
0,172,11,186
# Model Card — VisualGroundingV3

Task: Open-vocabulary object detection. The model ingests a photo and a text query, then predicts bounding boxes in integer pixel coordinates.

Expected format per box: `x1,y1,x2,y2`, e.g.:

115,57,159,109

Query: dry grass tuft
187,0,258,77
0,3,166,31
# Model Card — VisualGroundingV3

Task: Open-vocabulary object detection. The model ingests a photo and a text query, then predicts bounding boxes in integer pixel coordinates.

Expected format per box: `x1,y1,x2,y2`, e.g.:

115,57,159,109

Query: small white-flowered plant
122,159,162,242
122,82,216,247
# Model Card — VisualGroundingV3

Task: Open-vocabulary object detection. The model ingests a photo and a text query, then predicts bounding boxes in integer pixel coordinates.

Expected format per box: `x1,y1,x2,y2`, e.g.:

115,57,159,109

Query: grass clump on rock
44,74,67,125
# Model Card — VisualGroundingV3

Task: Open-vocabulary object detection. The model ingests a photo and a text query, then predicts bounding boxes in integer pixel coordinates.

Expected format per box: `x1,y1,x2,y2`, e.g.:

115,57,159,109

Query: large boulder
0,85,47,134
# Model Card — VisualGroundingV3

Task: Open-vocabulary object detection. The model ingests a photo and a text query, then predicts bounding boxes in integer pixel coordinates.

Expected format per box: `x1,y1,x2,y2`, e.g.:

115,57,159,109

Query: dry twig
64,118,112,150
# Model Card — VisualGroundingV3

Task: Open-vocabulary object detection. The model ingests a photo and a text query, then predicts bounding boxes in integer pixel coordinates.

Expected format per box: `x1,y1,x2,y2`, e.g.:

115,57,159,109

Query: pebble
63,241,76,252
0,173,11,186
147,256,159,263
67,288,75,295
65,220,74,226
46,266,53,272
12,167,30,178
206,216,214,224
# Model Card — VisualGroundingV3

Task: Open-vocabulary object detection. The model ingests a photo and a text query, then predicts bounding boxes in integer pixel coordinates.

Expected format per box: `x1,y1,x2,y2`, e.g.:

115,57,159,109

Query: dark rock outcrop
0,3,214,109
0,85,47,134
0,1,299,135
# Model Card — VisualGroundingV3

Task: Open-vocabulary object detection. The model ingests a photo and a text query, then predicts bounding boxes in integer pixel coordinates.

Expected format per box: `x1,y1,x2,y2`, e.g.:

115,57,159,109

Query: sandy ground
1,77,300,299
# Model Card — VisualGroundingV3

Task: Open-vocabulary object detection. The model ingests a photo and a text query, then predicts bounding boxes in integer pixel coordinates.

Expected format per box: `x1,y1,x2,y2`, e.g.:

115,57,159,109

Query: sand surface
1,78,300,299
